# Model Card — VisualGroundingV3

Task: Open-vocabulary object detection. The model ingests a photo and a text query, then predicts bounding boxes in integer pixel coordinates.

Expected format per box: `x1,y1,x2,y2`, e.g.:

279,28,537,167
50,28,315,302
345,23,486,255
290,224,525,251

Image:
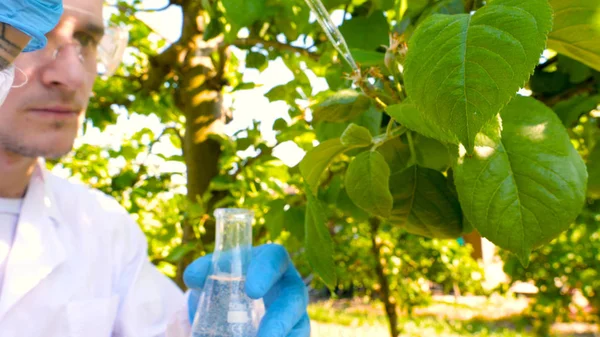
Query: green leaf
165,242,196,263
345,151,393,217
529,69,570,95
413,134,452,172
265,82,297,103
377,137,411,175
246,52,268,72
350,49,386,68
314,122,348,142
315,103,383,143
233,82,259,91
389,166,463,239
356,104,383,138
387,102,458,144
462,215,474,234
285,207,306,242
404,0,553,151
587,144,600,199
453,96,587,265
325,64,351,91
558,55,593,84
340,124,373,147
312,90,372,123
203,16,223,41
548,0,600,72
373,0,395,10
339,11,390,51
300,139,348,193
264,199,286,237
416,0,464,25
222,0,266,28
305,184,337,289
324,175,343,205
552,94,600,127
337,188,370,221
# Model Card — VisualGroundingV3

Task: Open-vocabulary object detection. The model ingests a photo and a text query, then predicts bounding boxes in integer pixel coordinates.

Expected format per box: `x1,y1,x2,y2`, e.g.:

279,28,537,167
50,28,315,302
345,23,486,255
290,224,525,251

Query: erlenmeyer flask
190,208,265,337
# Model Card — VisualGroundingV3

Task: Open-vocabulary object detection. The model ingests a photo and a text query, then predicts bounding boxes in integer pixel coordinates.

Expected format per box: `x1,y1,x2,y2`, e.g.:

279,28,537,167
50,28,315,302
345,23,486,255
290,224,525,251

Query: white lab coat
0,161,191,337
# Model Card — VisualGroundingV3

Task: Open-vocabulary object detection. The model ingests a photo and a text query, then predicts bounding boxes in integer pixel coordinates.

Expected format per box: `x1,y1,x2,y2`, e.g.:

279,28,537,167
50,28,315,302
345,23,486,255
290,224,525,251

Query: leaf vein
504,150,575,191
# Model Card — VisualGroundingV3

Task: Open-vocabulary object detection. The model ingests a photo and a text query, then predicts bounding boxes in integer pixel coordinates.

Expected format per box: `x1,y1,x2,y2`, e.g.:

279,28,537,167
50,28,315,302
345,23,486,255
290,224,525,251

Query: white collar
0,158,67,318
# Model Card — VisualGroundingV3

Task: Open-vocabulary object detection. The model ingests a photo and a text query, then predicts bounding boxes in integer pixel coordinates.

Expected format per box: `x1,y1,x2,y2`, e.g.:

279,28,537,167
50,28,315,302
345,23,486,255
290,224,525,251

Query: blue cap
0,0,63,52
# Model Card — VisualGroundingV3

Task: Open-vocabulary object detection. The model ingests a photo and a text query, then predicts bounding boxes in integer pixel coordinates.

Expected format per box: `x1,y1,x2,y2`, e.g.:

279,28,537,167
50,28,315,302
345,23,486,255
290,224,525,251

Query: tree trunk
369,218,400,337
172,0,229,289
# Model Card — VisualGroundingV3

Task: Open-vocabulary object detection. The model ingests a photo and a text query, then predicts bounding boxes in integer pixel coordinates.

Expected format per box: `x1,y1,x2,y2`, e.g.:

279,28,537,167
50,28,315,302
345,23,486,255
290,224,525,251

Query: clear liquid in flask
190,208,265,337
191,274,263,337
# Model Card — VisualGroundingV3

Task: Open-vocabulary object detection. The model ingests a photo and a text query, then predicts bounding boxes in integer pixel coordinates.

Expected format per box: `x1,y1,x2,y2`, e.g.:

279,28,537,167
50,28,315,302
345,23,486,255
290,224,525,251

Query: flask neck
212,209,253,277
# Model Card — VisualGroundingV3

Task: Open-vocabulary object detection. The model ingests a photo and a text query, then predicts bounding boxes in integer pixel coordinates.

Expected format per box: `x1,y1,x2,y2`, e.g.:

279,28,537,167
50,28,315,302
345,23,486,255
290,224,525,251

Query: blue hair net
0,0,63,52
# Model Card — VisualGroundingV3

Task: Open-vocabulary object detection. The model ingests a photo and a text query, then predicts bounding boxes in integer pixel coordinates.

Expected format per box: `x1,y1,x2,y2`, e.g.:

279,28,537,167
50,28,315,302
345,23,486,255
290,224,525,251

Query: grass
308,301,388,326
308,300,533,337
308,299,598,337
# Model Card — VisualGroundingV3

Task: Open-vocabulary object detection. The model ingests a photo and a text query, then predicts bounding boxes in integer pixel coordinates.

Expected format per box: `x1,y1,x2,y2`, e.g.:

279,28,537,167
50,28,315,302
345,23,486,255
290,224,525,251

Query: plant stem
386,118,396,137
372,126,408,150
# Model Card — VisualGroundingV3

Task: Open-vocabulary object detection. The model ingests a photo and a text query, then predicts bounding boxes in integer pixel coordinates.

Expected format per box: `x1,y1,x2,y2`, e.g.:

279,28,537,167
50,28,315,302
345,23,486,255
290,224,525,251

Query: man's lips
28,106,80,117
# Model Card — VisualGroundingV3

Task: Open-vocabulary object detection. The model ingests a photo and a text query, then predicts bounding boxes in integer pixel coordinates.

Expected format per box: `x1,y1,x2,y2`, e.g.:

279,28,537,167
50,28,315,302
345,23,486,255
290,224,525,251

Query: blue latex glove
184,244,310,337
0,0,63,52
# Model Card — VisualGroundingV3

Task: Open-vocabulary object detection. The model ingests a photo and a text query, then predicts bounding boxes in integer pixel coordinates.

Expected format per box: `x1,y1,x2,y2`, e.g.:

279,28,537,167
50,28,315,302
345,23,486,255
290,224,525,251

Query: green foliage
298,0,597,291
455,97,587,264
305,185,337,289
340,123,374,147
553,93,600,128
312,90,372,123
502,209,600,333
299,138,349,192
387,101,457,143
389,166,463,239
222,0,266,31
339,11,389,51
345,151,393,217
547,0,600,72
403,0,553,151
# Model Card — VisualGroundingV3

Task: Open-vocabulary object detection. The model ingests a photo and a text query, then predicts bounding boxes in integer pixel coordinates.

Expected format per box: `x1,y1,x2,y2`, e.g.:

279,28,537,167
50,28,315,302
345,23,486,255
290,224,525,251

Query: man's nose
40,44,87,92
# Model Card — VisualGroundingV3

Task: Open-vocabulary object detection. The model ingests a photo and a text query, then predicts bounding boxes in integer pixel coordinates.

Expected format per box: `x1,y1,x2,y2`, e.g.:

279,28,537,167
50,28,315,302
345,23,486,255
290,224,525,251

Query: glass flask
190,208,265,337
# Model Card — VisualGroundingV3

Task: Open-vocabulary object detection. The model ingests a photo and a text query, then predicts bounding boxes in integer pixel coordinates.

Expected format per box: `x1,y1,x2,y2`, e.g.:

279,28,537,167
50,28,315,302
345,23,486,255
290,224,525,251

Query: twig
131,126,184,188
536,56,558,71
232,147,273,177
232,38,320,60
537,77,597,107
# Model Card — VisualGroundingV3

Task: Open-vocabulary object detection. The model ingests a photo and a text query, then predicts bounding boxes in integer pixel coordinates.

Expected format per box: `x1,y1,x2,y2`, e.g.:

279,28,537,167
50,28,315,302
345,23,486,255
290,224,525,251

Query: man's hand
184,244,311,337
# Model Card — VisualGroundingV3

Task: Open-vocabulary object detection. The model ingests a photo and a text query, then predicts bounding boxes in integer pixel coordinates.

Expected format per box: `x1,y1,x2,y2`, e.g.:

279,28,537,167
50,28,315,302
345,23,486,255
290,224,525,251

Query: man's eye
73,32,99,48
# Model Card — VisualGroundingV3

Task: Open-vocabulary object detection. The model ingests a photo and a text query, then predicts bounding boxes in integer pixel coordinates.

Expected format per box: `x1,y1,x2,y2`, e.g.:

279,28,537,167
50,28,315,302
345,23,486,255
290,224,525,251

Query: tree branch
131,126,184,188
137,3,173,12
232,38,320,60
233,147,273,177
537,77,598,107
536,56,558,71
111,0,174,13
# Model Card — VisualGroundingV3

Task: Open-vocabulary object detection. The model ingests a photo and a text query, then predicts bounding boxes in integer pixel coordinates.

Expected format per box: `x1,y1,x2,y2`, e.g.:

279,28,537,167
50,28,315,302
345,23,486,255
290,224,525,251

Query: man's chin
43,149,72,160
3,141,75,160
40,143,75,159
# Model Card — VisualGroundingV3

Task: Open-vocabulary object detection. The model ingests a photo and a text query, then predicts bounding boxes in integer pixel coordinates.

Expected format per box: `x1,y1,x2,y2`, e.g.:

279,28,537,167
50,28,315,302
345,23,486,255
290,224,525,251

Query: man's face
0,0,103,159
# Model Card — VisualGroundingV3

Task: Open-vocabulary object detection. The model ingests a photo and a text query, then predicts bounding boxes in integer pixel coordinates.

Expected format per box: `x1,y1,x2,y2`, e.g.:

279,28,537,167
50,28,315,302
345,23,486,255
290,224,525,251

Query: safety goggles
96,23,129,76
48,5,129,77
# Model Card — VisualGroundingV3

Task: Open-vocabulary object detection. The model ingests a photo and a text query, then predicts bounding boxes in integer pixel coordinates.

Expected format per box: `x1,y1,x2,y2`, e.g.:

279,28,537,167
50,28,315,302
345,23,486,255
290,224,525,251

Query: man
0,1,310,336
